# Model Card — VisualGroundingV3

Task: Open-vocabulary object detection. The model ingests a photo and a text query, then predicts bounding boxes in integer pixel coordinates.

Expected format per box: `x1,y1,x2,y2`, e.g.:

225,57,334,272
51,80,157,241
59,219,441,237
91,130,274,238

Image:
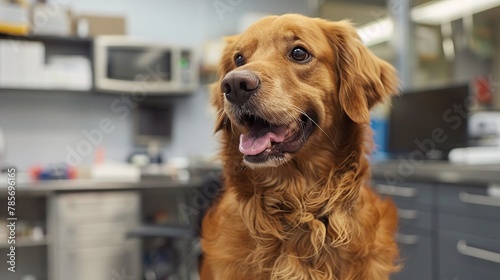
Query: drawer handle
398,209,419,220
457,240,500,264
375,184,417,198
69,246,127,258
458,192,500,208
396,233,419,245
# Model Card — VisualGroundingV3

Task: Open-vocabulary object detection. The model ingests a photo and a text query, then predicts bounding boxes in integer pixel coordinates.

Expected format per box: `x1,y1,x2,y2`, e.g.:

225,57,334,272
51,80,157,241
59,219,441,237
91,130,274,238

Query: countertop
0,175,208,196
372,161,500,185
3,162,499,195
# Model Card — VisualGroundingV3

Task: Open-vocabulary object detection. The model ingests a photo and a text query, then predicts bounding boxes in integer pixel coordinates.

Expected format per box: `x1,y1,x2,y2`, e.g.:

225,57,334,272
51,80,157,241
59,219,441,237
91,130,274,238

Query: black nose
221,70,260,106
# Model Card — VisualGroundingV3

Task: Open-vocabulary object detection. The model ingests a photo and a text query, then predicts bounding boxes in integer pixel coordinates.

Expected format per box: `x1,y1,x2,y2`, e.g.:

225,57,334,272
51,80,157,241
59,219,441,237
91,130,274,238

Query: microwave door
97,46,177,93
94,36,198,94
107,47,172,82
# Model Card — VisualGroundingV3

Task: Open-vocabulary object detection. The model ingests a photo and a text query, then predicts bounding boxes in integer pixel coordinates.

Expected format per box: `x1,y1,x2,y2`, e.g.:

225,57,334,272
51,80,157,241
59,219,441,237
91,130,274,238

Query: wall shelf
0,32,94,94
0,33,92,44
0,236,49,249
0,87,95,94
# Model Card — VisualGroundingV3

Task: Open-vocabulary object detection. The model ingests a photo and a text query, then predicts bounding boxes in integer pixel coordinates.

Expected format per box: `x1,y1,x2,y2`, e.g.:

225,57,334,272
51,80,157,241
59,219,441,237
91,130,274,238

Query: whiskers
215,106,241,141
288,105,338,150
218,101,338,154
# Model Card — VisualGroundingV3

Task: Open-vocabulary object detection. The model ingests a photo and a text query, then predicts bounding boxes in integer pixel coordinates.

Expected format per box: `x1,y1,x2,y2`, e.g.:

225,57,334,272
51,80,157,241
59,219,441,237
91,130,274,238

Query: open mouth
238,112,315,165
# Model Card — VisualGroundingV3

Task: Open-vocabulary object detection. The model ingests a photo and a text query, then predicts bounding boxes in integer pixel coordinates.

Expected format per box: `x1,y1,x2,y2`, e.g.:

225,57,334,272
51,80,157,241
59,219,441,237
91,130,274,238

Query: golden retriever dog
201,14,400,280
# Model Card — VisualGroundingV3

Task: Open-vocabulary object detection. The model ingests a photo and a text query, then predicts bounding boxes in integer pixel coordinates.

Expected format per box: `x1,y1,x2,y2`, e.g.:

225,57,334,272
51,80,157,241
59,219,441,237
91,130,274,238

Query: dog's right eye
290,47,311,63
234,54,245,67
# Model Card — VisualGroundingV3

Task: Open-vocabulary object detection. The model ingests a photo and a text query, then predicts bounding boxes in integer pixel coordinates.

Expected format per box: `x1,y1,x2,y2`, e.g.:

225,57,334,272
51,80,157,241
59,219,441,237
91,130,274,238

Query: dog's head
212,14,398,168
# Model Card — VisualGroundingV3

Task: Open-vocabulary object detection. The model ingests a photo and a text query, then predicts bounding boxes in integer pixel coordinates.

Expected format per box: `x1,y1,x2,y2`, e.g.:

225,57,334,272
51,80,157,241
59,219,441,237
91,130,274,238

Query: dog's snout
221,70,260,106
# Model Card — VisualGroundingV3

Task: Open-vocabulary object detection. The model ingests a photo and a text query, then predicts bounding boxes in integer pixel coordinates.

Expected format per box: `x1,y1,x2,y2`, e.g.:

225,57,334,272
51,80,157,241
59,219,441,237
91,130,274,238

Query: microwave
94,36,198,94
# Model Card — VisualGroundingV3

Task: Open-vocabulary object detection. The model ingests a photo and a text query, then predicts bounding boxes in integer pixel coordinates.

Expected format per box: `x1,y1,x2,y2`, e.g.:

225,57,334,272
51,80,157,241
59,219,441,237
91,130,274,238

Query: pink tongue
239,127,287,156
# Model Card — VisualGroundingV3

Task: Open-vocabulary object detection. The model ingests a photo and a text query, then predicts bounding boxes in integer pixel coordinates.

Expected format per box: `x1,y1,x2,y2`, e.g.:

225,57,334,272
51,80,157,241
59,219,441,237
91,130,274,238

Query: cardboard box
75,14,126,37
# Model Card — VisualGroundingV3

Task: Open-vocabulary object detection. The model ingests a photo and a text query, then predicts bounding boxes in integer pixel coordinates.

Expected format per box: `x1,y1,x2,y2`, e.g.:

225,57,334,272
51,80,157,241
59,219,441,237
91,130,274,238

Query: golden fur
201,14,400,280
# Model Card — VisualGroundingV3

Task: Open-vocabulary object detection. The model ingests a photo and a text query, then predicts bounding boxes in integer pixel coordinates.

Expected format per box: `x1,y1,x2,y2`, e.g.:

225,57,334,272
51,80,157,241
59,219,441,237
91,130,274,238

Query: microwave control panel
180,50,193,84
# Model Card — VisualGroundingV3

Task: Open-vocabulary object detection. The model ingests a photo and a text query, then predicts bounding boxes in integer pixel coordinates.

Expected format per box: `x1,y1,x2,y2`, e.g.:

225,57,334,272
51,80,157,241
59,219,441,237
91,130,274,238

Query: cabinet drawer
439,229,500,280
58,222,134,248
397,225,432,242
373,181,434,211
57,244,140,280
57,191,139,220
398,209,432,230
392,232,433,280
438,184,500,223
439,213,500,240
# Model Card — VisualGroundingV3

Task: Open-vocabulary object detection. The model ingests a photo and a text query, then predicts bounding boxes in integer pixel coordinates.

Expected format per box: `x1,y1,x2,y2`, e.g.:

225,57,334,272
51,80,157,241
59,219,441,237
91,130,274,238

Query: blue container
371,115,389,162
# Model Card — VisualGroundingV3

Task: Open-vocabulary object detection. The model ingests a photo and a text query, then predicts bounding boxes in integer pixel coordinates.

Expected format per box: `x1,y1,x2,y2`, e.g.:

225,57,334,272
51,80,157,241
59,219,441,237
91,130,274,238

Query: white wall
0,0,312,170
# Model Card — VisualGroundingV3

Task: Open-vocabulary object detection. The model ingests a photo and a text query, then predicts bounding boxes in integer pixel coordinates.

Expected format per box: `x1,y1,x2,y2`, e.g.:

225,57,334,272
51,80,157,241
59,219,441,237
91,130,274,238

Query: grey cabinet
439,229,500,280
373,179,500,279
437,184,500,279
395,226,433,280
373,181,436,280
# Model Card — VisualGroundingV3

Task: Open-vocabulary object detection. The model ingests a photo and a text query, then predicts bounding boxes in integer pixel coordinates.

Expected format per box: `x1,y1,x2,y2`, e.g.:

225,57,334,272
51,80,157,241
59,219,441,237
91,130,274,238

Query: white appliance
94,36,198,94
468,112,500,147
449,112,500,164
449,146,500,164
49,191,141,280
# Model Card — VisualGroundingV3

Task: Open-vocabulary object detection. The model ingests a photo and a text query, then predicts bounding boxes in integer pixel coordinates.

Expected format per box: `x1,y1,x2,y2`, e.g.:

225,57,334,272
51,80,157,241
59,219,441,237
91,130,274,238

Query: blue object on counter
371,116,389,162
37,164,74,180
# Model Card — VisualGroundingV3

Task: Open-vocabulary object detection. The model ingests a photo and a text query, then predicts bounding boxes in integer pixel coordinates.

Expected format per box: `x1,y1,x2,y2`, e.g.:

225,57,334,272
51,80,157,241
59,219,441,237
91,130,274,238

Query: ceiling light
412,0,500,25
357,17,393,46
356,0,500,46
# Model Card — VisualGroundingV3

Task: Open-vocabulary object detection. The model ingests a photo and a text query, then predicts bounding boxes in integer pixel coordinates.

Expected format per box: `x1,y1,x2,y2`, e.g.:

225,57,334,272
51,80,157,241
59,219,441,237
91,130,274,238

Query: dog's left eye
234,54,245,67
290,47,311,62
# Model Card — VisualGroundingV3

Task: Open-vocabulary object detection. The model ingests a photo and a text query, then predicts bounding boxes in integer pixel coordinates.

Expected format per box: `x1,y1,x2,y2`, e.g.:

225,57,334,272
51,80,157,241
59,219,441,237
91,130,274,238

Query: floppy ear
322,21,399,123
211,35,239,132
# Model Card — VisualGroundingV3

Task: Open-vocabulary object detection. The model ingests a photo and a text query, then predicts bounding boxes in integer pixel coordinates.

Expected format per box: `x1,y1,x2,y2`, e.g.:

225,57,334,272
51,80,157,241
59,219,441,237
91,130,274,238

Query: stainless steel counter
0,176,206,196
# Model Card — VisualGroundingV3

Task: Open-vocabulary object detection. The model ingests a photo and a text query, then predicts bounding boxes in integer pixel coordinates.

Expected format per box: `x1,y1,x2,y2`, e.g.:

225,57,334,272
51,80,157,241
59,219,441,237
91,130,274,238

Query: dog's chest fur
203,175,379,280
